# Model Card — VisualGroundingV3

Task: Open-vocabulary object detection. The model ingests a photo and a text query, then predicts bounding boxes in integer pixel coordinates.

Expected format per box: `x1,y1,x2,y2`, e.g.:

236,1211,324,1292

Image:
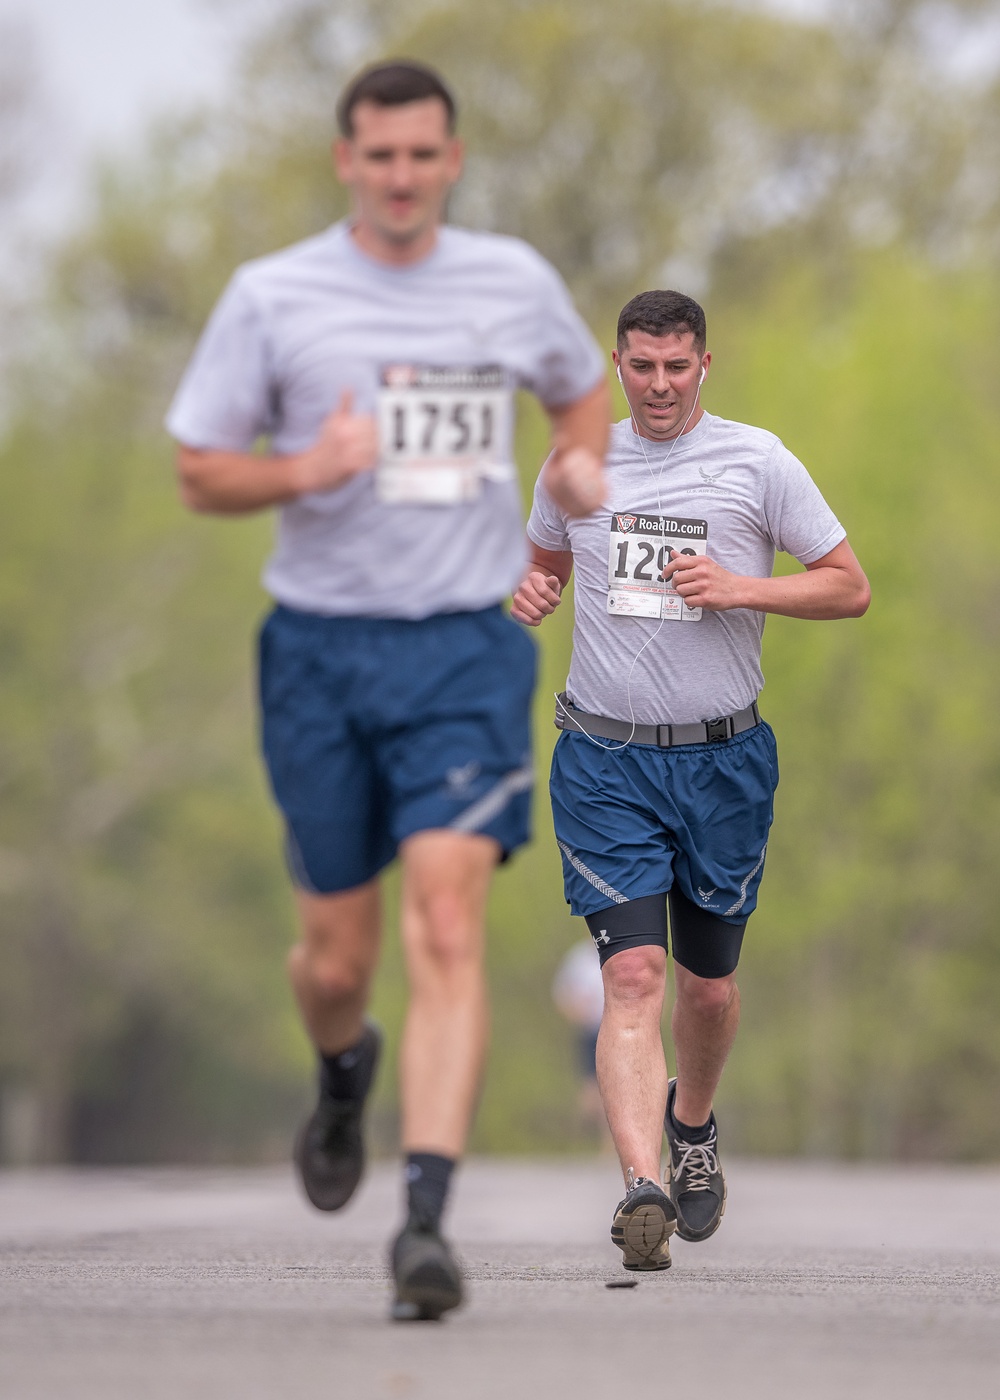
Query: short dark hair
337,60,457,137
617,290,707,353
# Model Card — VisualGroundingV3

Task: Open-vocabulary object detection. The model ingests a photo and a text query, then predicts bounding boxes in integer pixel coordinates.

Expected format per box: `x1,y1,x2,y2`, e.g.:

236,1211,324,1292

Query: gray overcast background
4,0,999,249
0,0,261,241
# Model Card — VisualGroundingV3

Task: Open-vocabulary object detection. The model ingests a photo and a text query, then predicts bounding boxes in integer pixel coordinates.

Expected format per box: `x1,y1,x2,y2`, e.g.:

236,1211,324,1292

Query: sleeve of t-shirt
523,252,606,409
760,440,846,564
526,463,572,553
165,270,276,451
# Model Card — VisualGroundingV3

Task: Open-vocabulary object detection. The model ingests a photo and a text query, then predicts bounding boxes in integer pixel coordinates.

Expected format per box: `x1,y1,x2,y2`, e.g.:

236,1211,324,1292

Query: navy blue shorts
550,722,778,964
259,604,536,894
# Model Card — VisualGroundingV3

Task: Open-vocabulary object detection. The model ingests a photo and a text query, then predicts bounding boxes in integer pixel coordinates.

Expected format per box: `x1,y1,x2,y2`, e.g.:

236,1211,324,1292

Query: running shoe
293,1023,382,1211
663,1077,727,1242
390,1223,464,1321
610,1169,678,1271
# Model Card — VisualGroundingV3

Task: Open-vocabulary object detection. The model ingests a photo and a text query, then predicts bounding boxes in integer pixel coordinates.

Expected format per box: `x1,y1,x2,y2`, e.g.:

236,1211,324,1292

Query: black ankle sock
669,1101,714,1145
319,1028,376,1103
405,1152,455,1232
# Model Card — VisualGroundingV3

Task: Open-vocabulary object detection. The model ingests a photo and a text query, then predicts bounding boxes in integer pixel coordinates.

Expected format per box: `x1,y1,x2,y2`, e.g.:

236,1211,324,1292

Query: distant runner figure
551,939,607,1141
512,289,869,1270
166,60,608,1319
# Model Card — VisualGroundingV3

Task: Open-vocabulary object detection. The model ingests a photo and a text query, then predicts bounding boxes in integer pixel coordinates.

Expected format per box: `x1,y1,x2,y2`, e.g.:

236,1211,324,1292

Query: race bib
376,364,513,505
607,511,707,621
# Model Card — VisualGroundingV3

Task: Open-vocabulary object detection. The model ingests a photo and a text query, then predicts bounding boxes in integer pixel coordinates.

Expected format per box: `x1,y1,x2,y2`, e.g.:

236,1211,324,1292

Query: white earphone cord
555,364,704,753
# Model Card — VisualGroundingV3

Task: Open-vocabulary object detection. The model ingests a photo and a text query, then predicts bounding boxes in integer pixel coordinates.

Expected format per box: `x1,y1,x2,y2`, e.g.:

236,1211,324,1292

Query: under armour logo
592,928,610,947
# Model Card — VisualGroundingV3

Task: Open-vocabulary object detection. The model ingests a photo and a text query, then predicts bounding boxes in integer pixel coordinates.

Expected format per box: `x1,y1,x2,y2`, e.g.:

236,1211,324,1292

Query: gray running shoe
293,1023,382,1212
390,1224,464,1321
663,1078,727,1242
610,1169,678,1271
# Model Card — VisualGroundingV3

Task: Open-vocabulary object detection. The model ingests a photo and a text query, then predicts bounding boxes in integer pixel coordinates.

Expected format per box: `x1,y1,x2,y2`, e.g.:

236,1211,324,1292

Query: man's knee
291,884,380,1003
401,831,496,971
403,888,487,981
289,938,374,1003
674,963,738,1018
602,944,667,1008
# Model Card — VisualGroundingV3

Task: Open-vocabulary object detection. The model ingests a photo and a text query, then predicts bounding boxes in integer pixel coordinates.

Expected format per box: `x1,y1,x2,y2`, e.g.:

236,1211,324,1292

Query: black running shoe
663,1077,727,1242
610,1170,677,1271
293,1023,381,1212
390,1224,464,1321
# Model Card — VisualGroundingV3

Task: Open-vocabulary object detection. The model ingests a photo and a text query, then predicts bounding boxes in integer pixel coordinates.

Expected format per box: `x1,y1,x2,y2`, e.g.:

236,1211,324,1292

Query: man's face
613,330,710,441
334,98,463,249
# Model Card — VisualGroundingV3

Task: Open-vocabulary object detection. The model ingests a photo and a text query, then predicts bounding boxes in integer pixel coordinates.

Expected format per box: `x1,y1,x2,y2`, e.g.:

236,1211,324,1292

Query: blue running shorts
259,604,536,894
550,720,778,934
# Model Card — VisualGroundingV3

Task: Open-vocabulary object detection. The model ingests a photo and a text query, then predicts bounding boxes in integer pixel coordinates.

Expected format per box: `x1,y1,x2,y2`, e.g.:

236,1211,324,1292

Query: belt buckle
705,717,729,743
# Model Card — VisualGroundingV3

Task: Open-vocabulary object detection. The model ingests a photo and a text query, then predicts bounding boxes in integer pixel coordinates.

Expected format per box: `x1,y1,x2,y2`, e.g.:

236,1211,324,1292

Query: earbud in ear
616,364,623,384
698,367,706,386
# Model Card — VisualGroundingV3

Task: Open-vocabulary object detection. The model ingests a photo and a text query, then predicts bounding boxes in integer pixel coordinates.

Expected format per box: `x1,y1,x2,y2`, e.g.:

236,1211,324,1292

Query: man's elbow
845,575,871,618
176,450,215,514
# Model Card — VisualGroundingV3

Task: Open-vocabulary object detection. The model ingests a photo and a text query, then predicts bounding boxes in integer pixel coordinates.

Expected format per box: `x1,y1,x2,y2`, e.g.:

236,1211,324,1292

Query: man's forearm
540,379,611,518
177,446,315,515
177,398,379,515
735,567,870,620
547,379,611,457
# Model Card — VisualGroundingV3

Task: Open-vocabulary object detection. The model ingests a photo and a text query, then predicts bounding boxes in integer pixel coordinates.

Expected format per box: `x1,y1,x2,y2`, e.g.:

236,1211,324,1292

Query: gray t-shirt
527,413,845,725
166,221,605,618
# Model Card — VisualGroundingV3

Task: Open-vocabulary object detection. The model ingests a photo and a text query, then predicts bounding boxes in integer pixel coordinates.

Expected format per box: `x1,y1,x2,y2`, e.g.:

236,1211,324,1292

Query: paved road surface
2,1158,999,1399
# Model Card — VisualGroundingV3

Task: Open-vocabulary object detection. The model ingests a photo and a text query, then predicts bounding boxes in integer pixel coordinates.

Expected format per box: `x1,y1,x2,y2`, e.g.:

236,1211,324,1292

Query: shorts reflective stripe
724,843,767,917
284,827,320,894
449,764,534,834
556,840,628,905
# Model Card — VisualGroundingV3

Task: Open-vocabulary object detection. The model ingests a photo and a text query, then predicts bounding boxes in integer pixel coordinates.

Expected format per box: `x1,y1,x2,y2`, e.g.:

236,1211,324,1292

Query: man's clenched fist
541,444,606,519
511,571,563,626
294,388,379,494
661,549,745,612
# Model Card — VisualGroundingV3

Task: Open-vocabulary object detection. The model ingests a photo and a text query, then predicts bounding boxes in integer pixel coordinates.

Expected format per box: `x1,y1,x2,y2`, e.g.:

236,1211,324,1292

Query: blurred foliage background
3,0,1000,1164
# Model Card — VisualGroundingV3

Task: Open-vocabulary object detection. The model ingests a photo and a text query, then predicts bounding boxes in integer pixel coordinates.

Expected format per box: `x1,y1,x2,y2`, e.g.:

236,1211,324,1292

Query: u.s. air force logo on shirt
607,511,707,621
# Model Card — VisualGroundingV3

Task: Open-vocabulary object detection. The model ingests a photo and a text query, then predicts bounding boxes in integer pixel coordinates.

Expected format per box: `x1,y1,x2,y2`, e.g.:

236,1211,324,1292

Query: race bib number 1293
607,511,707,621
376,364,513,505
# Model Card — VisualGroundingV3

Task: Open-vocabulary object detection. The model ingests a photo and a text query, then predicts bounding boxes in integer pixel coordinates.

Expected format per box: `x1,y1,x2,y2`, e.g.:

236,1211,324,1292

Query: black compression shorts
584,889,746,979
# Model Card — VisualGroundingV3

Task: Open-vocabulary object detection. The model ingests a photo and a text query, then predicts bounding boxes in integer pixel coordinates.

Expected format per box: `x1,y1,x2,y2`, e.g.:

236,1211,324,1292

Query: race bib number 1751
607,511,707,621
376,364,513,505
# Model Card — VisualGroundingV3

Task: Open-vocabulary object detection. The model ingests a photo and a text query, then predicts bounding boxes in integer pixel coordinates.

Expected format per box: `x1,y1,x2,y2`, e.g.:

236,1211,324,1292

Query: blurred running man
166,60,608,1320
551,938,607,1142
512,290,868,1271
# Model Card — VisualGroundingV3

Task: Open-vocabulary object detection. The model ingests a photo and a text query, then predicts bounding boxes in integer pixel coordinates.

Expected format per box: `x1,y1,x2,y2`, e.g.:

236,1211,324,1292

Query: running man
166,60,608,1319
512,289,869,1270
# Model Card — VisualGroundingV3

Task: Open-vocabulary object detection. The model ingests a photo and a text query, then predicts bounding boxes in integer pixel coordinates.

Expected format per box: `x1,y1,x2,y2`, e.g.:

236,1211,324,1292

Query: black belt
555,693,761,747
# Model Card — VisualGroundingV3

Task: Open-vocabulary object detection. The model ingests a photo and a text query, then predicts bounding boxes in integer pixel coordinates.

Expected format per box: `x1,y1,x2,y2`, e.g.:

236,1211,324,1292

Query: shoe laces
673,1139,719,1193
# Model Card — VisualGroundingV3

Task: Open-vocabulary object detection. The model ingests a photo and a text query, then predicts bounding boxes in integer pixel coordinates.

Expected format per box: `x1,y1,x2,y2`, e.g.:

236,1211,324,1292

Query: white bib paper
376,364,513,505
607,511,707,621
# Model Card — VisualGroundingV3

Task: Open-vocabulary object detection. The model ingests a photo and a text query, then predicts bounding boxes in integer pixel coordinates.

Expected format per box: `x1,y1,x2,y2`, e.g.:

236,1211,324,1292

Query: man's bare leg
671,965,740,1128
288,880,382,1055
288,881,384,1214
389,829,498,1318
398,829,498,1157
597,945,668,1184
598,943,677,1271
661,964,738,1244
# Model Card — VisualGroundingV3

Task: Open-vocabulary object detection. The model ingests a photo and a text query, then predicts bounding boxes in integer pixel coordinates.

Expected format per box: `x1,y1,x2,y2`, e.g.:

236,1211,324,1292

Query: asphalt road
2,1157,999,1400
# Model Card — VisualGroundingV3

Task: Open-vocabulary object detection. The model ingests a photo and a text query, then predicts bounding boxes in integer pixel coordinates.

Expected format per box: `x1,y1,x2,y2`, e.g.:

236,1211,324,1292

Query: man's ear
333,137,353,184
